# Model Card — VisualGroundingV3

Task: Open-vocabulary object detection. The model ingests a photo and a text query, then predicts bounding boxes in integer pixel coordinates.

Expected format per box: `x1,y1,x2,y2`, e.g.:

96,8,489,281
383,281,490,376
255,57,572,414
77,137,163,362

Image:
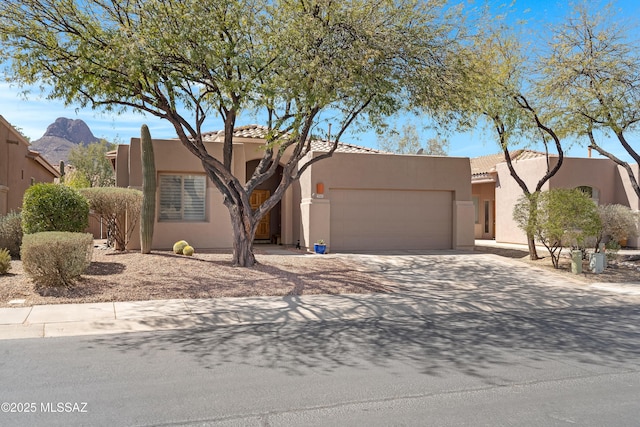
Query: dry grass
0,246,391,307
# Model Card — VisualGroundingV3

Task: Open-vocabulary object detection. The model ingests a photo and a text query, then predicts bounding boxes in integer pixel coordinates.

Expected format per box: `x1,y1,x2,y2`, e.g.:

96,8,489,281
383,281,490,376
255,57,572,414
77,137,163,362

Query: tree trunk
527,233,539,261
227,203,257,267
526,197,539,260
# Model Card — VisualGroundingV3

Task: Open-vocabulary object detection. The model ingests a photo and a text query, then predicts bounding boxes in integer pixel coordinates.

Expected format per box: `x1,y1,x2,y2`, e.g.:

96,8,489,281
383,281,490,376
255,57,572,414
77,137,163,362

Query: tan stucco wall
122,137,299,250
118,137,473,252
298,152,473,251
0,118,58,215
615,164,640,248
615,164,640,209
495,156,633,245
548,157,619,204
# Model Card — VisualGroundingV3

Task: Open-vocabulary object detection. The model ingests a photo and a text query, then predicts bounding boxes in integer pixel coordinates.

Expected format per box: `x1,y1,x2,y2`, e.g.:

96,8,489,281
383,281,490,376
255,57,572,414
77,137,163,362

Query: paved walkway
2,242,639,340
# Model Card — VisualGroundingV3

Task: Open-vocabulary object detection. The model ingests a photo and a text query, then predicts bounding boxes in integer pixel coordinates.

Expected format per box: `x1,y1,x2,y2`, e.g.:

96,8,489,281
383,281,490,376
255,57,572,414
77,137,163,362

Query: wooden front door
250,189,271,240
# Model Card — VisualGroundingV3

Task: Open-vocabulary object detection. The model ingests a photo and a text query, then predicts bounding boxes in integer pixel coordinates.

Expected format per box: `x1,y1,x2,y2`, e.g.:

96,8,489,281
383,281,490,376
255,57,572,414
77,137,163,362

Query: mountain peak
30,117,102,164
42,117,99,146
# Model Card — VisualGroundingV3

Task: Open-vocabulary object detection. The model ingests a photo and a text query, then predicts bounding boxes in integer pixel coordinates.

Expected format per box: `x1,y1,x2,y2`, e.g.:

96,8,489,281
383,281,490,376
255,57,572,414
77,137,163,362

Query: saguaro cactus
140,124,156,254
59,160,65,181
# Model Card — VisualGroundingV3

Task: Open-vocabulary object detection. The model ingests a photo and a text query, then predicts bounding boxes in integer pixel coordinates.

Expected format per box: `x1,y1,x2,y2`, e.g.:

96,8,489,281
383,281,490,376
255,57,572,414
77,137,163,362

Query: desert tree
68,139,117,187
514,189,601,269
424,17,567,260
0,0,464,266
543,2,640,198
377,123,449,155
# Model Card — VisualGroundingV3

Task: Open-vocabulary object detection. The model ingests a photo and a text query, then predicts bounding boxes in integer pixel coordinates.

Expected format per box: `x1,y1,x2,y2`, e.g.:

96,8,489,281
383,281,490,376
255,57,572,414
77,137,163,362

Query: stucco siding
494,158,547,244
495,156,636,245
118,134,473,252
300,152,473,251
0,116,58,215
548,157,618,204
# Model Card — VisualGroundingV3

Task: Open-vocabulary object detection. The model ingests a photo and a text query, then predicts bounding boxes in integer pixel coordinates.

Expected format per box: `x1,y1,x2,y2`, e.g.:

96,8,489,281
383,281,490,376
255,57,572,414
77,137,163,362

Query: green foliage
377,123,449,155
604,239,621,263
542,3,640,199
79,187,142,251
515,189,601,269
140,124,156,254
22,183,89,234
595,204,638,251
440,15,566,262
0,248,11,274
0,0,464,266
63,169,91,189
20,232,93,288
0,211,23,258
68,140,116,187
173,240,189,255
182,245,194,256
513,193,539,239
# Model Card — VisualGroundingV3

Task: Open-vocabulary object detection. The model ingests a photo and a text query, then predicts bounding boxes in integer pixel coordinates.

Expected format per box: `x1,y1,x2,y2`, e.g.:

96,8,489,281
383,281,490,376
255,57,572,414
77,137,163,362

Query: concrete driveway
2,250,638,339
342,250,640,313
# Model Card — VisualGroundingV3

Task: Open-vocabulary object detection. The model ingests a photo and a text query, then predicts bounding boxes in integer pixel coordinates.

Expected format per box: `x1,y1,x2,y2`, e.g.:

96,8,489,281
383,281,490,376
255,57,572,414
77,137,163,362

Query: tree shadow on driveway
93,251,640,382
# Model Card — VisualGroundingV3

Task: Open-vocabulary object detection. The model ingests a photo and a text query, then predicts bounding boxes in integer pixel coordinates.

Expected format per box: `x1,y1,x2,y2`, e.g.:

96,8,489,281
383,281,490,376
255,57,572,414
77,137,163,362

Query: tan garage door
330,189,453,251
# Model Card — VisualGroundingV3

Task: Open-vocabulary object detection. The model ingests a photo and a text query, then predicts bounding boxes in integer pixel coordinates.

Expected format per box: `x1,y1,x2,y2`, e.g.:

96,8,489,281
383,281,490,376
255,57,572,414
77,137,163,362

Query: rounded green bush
182,245,194,256
22,183,89,234
173,240,189,254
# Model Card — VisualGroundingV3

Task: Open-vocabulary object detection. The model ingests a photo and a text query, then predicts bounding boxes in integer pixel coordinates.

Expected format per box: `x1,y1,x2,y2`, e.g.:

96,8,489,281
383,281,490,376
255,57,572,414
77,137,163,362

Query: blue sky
0,0,638,161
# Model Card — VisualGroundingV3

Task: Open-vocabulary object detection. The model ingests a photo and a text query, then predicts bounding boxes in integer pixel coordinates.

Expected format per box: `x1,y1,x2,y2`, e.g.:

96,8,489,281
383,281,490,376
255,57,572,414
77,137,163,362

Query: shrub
21,232,93,289
79,187,142,250
183,245,195,256
595,204,638,251
515,189,601,269
0,211,23,258
22,183,89,234
63,169,91,189
0,248,11,274
173,240,189,254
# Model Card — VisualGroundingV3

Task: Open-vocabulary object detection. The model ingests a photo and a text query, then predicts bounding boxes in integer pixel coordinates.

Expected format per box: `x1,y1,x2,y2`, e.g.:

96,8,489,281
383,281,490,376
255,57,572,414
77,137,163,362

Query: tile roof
201,124,269,141
471,149,549,178
200,124,384,154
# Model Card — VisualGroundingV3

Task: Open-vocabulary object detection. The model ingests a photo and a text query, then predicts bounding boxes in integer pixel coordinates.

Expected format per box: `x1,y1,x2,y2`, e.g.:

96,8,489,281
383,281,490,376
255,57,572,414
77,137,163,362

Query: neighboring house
0,115,60,215
470,150,547,240
471,150,640,247
113,124,474,252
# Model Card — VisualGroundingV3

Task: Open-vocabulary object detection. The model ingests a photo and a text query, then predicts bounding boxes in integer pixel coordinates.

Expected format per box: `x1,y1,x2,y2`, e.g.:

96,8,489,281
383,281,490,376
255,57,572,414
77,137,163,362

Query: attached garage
330,188,453,251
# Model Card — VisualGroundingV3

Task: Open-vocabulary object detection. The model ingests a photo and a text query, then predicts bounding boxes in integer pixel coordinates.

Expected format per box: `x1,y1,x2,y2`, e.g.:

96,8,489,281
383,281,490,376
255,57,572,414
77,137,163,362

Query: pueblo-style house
113,125,475,253
471,149,640,248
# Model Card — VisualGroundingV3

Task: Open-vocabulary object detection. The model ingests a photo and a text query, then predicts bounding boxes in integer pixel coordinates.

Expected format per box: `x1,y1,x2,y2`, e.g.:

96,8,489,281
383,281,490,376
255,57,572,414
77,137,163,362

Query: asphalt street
1,304,640,426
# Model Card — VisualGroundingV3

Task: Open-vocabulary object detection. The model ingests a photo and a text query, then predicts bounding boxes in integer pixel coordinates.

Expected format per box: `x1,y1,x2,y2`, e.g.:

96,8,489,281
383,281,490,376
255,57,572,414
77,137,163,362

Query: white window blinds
159,174,206,221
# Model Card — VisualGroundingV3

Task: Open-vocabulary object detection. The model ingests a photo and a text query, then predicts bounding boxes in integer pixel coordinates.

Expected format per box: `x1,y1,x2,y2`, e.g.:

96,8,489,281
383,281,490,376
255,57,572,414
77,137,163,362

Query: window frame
158,173,207,222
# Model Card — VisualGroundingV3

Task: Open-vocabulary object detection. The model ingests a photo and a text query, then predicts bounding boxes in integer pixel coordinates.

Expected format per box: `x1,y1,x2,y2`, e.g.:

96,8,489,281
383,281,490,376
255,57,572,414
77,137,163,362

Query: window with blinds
159,174,206,221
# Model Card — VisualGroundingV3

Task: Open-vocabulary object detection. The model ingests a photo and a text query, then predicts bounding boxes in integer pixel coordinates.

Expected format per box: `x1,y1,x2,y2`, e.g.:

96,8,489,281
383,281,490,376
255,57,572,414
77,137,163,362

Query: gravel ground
474,245,640,283
0,246,392,308
3,244,639,308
